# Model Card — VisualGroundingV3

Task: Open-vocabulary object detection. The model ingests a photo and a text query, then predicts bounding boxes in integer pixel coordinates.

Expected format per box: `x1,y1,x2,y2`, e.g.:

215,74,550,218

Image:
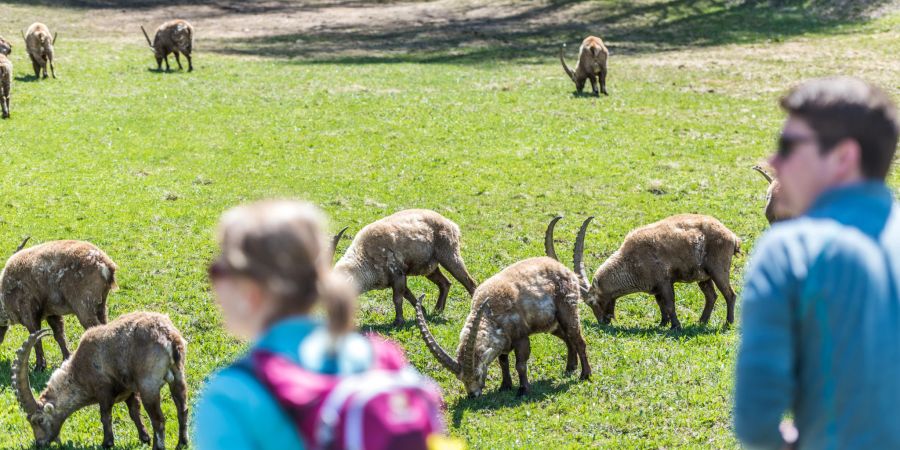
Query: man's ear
828,138,863,181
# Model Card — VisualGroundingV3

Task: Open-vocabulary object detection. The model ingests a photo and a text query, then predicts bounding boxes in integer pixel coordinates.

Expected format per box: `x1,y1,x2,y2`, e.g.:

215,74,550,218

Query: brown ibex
752,165,790,224
11,312,188,449
142,20,194,72
0,38,10,119
0,239,117,371
560,36,609,96
333,209,478,326
23,23,57,79
414,217,592,397
581,214,741,330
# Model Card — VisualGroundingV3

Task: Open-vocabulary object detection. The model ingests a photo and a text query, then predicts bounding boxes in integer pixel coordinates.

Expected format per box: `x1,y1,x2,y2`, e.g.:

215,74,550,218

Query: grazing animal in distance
560,36,609,96
752,165,790,224
142,20,194,72
23,23,57,79
333,209,478,326
581,214,741,329
0,239,118,372
11,312,188,449
414,217,593,397
0,37,11,119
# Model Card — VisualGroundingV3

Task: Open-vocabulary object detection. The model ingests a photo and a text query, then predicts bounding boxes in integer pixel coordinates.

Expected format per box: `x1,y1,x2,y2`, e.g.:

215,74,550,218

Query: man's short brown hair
781,76,899,180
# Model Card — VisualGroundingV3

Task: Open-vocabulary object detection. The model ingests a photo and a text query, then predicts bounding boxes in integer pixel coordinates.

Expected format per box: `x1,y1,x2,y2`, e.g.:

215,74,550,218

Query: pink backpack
239,334,446,450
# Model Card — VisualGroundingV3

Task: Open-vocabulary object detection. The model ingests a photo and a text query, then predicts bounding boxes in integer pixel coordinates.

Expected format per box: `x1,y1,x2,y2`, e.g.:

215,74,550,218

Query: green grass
1,1,899,448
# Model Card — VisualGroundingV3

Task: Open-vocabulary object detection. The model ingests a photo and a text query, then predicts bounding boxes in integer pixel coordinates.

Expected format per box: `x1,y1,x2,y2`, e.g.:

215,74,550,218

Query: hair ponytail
318,272,357,335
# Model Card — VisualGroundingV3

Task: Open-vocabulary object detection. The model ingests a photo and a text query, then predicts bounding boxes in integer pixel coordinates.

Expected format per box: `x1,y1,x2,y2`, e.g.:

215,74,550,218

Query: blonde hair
216,200,357,334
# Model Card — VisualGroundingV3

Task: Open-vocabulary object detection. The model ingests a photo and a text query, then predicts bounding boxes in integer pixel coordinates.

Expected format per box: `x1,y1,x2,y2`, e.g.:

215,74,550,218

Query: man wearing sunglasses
734,77,900,449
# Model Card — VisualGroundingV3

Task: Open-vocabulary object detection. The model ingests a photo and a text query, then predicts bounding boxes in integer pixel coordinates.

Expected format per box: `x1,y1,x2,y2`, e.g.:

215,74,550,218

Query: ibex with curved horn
752,165,790,224
142,20,194,72
11,312,188,449
560,36,609,96
1,239,117,372
333,209,478,326
581,214,741,329
414,216,592,397
24,23,57,79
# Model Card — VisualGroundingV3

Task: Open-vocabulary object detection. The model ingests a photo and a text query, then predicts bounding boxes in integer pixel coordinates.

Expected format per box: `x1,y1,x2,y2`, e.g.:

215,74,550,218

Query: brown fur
581,214,740,329
24,23,57,79
334,209,477,326
415,217,592,397
560,36,609,96
0,54,10,120
11,312,188,449
752,165,790,224
0,240,117,371
142,20,194,72
0,35,11,119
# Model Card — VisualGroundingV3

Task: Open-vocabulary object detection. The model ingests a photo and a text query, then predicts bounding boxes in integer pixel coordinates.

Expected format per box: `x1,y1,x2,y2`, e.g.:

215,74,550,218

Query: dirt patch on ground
4,0,898,64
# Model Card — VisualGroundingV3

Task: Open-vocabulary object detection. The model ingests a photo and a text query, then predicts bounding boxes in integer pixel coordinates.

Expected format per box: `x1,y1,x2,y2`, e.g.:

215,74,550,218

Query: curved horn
414,294,461,375
573,217,593,290
21,28,26,41
331,227,348,255
11,329,52,415
460,299,490,374
52,32,58,45
14,236,30,253
141,26,154,49
752,165,774,184
559,44,576,82
544,216,562,260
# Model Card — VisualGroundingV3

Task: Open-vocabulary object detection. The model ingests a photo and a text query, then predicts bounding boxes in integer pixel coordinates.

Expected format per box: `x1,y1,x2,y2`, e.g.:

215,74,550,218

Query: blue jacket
734,182,900,449
193,317,374,450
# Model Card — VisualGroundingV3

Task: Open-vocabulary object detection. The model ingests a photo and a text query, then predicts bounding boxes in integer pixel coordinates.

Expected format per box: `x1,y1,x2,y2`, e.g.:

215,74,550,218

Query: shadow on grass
361,311,449,335
14,75,42,83
0,356,54,392
48,441,148,450
449,378,577,427
572,91,604,98
213,0,892,64
595,322,728,339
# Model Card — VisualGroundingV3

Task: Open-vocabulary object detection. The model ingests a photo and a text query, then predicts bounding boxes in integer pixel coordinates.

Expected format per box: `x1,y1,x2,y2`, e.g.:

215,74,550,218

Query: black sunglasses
777,134,817,158
207,260,230,280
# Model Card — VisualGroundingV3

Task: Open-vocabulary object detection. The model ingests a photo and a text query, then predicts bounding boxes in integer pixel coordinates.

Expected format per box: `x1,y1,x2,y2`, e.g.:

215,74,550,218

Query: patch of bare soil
3,0,899,65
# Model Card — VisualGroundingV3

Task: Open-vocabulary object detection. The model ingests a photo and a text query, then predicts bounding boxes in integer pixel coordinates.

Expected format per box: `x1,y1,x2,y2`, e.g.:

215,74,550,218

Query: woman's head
209,200,356,339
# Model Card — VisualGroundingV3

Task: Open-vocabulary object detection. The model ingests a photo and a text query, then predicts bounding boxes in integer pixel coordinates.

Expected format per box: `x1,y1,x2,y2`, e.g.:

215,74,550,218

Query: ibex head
11,330,65,446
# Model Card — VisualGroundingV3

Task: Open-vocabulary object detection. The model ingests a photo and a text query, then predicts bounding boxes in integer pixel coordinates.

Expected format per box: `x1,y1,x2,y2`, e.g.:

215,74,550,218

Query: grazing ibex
414,217,593,397
560,36,609,96
752,165,790,224
23,23,57,79
11,312,188,449
581,214,740,330
142,20,194,72
0,239,117,372
333,209,478,326
0,37,10,119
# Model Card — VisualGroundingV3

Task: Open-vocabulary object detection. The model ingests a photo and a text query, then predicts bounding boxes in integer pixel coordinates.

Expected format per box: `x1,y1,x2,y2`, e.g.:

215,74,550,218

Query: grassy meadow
0,0,899,448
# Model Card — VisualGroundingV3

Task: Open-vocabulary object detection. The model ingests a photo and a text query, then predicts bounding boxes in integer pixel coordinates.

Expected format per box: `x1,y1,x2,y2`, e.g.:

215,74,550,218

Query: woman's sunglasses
207,260,233,280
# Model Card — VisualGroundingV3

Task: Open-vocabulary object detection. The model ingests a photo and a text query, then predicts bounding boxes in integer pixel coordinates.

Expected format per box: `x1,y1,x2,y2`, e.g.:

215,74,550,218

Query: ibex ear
42,403,54,414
